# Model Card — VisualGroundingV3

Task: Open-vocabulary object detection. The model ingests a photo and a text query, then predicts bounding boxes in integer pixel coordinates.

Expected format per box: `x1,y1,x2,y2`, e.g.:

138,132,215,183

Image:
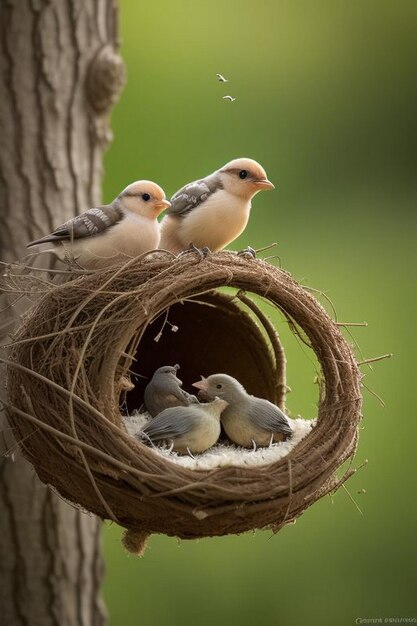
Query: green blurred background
102,2,417,625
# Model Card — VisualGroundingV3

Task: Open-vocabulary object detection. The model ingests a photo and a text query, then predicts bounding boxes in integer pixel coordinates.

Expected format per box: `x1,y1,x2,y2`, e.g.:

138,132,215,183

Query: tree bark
0,1,125,624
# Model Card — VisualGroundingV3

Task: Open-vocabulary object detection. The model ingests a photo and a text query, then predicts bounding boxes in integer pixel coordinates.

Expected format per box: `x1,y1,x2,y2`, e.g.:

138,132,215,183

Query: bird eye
142,193,151,201
216,384,222,389
239,170,248,179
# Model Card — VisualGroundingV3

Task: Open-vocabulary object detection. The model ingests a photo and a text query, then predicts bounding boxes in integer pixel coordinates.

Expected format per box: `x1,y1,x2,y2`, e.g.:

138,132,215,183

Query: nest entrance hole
124,291,286,414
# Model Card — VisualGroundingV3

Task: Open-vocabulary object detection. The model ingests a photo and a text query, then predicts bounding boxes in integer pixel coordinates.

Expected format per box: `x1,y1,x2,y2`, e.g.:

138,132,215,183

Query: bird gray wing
167,172,222,218
27,203,124,247
142,408,201,441
249,399,293,436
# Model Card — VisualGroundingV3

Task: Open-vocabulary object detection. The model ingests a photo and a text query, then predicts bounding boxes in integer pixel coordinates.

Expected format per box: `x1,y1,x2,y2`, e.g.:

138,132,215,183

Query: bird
27,181,171,269
143,364,197,418
159,158,274,254
140,397,228,455
192,374,293,449
222,95,236,102
216,73,228,83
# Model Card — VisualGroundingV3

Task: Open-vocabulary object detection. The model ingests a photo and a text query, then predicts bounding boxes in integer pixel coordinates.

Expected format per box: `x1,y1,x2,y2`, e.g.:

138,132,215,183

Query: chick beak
155,199,172,210
254,179,275,190
192,376,208,391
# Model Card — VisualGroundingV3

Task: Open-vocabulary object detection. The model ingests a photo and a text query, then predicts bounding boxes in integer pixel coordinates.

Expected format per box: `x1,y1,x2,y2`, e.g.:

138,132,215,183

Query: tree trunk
0,1,125,624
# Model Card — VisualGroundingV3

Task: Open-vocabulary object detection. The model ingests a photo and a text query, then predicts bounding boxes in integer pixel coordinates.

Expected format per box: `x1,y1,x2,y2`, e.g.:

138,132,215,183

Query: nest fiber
5,251,362,540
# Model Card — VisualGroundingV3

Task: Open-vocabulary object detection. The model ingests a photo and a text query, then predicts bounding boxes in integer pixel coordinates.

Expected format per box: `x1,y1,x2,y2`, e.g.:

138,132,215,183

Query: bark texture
0,1,125,624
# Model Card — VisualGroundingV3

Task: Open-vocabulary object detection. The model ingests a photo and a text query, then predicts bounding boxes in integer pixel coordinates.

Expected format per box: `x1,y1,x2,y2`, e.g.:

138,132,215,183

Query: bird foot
268,433,274,448
181,243,212,260
167,441,175,453
187,447,196,459
251,439,257,452
237,246,257,259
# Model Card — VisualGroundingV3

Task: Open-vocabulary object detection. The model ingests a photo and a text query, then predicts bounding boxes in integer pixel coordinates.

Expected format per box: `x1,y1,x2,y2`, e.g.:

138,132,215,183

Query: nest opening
123,291,283,414
120,289,314,471
4,251,362,541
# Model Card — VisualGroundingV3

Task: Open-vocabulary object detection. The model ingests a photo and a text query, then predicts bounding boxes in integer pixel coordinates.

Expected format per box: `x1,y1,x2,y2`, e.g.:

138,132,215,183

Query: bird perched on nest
192,374,293,449
27,181,171,269
144,365,198,417
140,397,228,455
159,158,274,254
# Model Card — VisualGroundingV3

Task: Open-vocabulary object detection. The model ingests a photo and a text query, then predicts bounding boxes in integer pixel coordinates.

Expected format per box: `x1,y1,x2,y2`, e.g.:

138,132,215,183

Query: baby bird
192,374,293,449
27,181,171,269
144,365,197,418
159,158,274,254
140,398,228,455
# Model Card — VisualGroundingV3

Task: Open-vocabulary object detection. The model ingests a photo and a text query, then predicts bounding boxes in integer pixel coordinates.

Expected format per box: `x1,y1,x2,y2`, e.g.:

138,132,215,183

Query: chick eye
142,193,151,201
239,170,248,179
216,384,222,389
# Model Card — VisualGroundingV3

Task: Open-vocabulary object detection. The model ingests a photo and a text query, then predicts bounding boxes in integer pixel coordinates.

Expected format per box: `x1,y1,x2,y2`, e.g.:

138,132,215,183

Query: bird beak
254,179,275,190
155,199,172,210
174,364,180,371
192,376,208,391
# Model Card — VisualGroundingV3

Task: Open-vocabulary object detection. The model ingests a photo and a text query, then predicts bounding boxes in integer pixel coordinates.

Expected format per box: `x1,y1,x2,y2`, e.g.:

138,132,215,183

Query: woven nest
4,251,362,545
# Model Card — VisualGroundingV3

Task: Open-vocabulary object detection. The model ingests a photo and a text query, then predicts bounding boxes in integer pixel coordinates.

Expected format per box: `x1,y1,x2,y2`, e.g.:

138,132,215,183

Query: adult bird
159,158,274,254
27,181,171,269
192,373,293,449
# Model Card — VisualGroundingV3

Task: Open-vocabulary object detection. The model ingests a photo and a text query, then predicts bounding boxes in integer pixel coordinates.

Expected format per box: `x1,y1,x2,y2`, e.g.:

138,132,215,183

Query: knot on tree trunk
87,45,126,114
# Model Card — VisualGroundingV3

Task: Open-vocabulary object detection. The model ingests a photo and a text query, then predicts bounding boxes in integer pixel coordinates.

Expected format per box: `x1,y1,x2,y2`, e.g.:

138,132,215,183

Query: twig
341,483,363,516
335,322,368,327
254,242,278,253
361,382,386,407
301,284,338,321
357,353,392,366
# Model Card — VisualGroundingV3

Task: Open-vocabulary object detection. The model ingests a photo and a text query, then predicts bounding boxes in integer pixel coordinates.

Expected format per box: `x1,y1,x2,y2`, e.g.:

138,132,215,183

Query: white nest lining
123,412,315,470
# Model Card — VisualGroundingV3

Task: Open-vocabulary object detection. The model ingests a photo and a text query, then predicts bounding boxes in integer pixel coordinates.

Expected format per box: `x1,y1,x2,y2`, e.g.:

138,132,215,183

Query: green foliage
103,2,417,625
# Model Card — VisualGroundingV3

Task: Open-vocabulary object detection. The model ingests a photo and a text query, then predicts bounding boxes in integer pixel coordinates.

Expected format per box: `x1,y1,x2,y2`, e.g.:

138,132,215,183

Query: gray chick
144,365,197,417
140,398,228,455
192,374,293,449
